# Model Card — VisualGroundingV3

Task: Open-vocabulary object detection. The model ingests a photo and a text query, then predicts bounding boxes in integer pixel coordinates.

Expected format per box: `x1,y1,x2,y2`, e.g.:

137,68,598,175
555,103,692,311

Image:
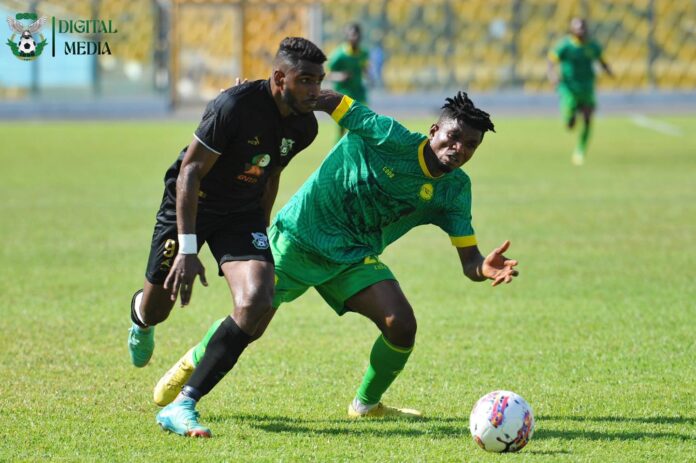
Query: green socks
577,120,591,156
356,334,413,406
192,318,224,366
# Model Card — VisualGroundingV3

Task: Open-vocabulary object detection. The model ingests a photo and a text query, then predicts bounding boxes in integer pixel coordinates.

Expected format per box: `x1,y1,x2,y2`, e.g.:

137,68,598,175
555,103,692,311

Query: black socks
182,316,252,401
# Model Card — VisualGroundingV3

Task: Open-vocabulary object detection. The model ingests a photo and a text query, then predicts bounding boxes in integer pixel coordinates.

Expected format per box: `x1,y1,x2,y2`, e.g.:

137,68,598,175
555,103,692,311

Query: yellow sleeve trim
331,95,354,123
547,51,559,62
450,235,477,247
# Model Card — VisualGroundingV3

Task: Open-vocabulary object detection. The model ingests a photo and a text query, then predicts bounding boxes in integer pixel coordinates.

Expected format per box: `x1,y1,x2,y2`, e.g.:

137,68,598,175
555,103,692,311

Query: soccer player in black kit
126,37,326,437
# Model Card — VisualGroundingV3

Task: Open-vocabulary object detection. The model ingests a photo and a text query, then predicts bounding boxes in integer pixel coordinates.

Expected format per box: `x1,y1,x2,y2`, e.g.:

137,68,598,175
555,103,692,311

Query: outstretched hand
481,240,519,286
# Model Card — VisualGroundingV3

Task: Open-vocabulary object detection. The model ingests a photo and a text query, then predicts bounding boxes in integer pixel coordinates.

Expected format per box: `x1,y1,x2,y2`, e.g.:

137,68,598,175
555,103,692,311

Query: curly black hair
441,91,495,135
275,37,327,66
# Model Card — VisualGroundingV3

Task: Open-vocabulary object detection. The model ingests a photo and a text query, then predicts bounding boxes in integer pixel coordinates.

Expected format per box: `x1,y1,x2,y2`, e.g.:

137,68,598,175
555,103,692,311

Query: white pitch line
630,114,683,136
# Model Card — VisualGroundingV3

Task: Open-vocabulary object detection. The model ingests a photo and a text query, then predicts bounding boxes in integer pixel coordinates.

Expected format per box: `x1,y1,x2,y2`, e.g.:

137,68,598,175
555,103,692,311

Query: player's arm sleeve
548,40,564,62
327,49,341,71
593,41,604,59
330,96,422,149
431,180,477,247
193,94,240,155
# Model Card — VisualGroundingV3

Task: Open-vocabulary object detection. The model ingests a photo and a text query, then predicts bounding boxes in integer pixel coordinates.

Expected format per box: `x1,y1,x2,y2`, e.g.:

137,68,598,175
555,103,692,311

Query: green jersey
328,44,369,103
549,36,603,93
274,97,477,264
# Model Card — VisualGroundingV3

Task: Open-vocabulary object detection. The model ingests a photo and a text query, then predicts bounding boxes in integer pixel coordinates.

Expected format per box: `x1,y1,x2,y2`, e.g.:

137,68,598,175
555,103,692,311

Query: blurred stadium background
0,0,694,117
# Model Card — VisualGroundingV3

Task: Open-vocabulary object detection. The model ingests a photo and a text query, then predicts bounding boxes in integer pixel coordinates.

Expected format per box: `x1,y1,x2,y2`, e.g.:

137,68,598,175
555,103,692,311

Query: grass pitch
1,113,694,462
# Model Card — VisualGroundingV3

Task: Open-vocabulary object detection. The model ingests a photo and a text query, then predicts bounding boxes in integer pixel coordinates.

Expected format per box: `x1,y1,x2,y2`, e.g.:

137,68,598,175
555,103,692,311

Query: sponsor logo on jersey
280,138,295,156
253,154,271,167
251,232,269,250
237,154,271,184
419,183,434,201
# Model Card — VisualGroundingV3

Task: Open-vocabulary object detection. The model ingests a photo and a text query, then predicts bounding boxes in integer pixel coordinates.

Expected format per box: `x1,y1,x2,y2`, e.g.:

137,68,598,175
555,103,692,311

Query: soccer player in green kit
548,17,613,165
327,23,370,139
153,89,519,435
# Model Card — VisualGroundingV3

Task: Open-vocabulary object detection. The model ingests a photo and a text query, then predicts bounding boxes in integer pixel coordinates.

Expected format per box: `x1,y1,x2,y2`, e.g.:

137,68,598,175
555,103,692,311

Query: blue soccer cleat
156,398,212,438
128,323,155,367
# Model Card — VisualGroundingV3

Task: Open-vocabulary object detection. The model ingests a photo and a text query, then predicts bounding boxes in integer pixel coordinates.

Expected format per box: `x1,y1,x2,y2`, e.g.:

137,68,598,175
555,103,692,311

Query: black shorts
144,194,272,285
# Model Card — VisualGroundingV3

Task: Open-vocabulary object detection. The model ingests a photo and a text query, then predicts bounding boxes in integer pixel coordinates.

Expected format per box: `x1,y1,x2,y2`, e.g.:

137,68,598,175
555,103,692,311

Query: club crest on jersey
251,232,269,250
419,183,434,201
280,138,295,157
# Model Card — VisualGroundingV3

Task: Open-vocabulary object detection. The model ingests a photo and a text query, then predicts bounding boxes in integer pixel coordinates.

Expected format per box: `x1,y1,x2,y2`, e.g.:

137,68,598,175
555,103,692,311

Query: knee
383,312,418,346
236,292,274,313
234,294,274,331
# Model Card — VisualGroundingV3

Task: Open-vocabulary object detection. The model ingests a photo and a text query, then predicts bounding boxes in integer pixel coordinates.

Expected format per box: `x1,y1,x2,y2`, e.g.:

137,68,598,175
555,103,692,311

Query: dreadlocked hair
276,37,327,65
441,91,495,134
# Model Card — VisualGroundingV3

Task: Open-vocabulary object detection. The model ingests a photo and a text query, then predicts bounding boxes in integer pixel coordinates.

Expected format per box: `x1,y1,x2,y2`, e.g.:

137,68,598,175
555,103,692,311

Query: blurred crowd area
1,0,694,105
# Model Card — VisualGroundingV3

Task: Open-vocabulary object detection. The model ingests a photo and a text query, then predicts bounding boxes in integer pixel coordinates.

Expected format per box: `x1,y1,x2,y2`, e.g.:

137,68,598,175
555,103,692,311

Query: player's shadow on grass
539,415,695,426
207,412,469,439
535,415,693,441
534,428,691,441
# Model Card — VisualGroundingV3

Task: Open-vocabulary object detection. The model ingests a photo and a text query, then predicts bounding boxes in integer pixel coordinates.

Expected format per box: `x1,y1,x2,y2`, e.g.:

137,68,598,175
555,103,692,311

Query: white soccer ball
469,390,535,453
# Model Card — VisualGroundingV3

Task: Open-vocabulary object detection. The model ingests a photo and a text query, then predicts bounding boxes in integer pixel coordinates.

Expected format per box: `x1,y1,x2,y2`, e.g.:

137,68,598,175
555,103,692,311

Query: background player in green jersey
548,17,613,165
327,23,370,140
153,90,519,432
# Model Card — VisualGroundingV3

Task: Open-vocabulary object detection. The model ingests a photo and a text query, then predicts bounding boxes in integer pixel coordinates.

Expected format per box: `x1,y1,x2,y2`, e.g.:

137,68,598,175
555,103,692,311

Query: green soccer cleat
348,401,423,419
154,347,196,406
156,398,212,438
128,324,155,368
571,150,585,166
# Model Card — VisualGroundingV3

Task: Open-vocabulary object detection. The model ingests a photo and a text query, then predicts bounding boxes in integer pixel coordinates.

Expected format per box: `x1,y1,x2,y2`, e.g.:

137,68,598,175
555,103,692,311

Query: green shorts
269,226,395,315
558,84,595,121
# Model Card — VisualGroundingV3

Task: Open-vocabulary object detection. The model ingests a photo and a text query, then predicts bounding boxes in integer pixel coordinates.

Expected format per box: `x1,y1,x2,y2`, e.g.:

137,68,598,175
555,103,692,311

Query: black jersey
165,79,318,214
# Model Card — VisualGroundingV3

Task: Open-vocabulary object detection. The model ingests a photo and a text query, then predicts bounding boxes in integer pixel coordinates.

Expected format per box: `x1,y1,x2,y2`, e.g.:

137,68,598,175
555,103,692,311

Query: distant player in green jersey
153,90,519,434
548,17,613,165
327,23,370,140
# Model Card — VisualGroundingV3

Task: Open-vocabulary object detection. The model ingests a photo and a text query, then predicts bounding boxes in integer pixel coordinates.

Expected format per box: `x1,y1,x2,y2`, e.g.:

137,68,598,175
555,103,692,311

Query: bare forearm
175,165,201,234
463,256,487,282
316,89,344,114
